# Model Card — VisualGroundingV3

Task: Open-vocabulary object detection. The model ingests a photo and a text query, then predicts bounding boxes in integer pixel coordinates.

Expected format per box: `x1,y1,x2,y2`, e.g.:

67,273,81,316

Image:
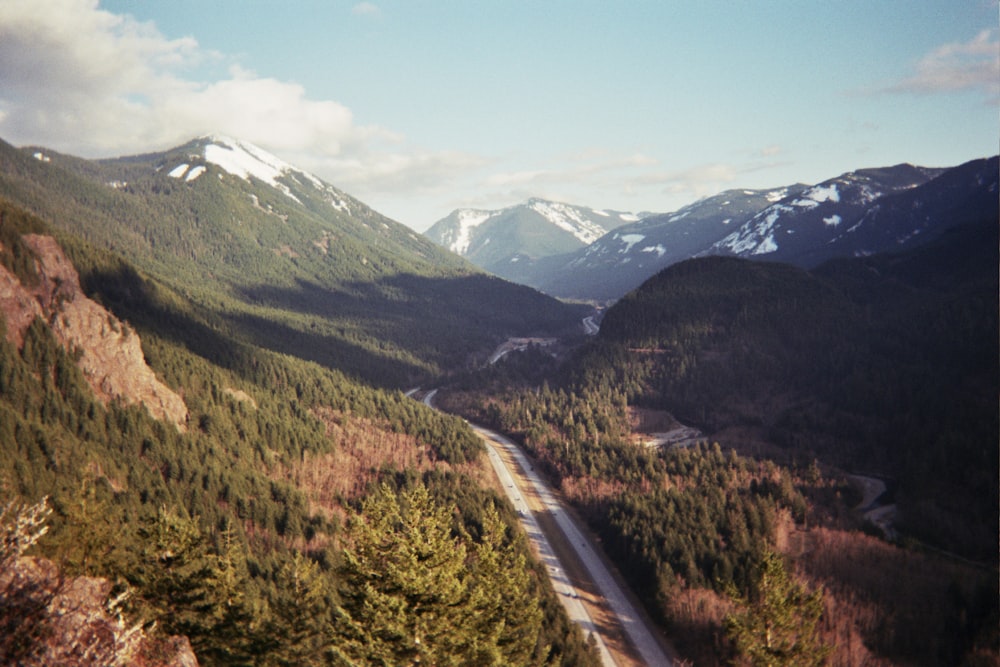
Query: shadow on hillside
81,263,430,387
236,272,587,340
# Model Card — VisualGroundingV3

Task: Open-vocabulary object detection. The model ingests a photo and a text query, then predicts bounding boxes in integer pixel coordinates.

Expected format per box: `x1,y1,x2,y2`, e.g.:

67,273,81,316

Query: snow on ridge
592,209,610,217
185,165,206,182
201,135,326,204
619,213,640,222
765,188,788,202
33,152,51,163
804,183,840,203
790,182,841,209
529,200,606,244
823,214,842,227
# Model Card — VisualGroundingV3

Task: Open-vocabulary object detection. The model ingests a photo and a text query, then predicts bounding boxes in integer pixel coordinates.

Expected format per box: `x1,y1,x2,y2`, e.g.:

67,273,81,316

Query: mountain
591,215,998,560
489,159,996,302
424,198,639,281
0,196,597,665
520,185,808,301
0,136,587,385
706,162,951,263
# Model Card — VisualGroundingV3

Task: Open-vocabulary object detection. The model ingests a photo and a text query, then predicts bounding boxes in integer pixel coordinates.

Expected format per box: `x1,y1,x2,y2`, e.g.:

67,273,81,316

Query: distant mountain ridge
424,198,639,281
479,159,996,302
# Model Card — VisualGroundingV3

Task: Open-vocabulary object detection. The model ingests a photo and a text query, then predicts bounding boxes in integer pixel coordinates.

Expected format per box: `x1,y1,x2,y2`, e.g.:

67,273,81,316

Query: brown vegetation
272,406,494,542
657,523,998,666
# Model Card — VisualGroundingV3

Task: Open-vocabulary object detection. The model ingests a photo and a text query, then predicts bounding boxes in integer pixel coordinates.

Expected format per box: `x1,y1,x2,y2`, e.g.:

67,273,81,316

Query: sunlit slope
0,136,586,384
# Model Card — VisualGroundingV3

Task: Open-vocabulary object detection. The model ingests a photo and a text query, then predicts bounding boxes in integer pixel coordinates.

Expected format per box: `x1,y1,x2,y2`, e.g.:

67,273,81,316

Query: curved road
422,390,674,666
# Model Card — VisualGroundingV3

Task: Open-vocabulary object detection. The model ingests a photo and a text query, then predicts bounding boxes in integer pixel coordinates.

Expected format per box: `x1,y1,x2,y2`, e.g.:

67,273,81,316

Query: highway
421,389,674,666
480,430,618,667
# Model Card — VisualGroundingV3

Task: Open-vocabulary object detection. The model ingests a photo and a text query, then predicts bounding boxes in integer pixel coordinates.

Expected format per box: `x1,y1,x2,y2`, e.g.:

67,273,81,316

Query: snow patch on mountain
641,244,666,257
529,200,607,244
618,233,645,253
717,205,790,255
168,163,189,179
202,135,310,203
756,234,778,254
824,214,842,227
448,210,495,254
185,165,206,182
795,183,840,206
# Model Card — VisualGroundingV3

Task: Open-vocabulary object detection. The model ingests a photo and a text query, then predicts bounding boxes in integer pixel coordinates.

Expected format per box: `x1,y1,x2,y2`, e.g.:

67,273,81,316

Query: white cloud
0,0,393,156
886,29,1000,101
312,149,489,194
0,0,468,192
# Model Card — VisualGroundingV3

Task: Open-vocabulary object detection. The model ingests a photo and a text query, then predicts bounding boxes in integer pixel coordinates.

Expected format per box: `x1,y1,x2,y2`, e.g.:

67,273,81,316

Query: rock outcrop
0,234,187,428
0,555,199,667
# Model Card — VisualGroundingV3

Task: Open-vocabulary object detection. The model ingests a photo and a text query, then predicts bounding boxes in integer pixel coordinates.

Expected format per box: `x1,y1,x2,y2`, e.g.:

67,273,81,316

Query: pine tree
335,483,479,666
470,504,544,665
127,507,258,663
725,551,830,667
266,551,334,666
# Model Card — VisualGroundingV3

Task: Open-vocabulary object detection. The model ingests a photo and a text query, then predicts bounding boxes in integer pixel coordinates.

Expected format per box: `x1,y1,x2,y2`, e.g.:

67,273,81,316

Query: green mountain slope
0,137,586,385
588,218,998,560
0,196,598,665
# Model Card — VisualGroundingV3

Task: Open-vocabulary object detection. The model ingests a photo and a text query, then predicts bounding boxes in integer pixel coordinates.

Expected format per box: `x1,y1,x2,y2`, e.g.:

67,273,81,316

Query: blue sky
0,1,996,230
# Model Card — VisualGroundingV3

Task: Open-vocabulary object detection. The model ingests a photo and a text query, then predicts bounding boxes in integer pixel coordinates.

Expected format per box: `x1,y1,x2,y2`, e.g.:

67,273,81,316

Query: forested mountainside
504,157,996,302
437,215,998,665
0,137,586,386
595,217,998,559
0,198,599,665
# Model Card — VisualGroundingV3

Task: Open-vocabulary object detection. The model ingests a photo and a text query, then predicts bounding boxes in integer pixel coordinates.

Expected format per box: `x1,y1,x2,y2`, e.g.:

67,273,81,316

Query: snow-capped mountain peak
424,198,640,276
162,135,354,213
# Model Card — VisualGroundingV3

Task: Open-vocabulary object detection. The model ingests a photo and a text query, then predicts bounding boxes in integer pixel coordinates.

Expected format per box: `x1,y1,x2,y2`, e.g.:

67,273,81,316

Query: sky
0,1,997,231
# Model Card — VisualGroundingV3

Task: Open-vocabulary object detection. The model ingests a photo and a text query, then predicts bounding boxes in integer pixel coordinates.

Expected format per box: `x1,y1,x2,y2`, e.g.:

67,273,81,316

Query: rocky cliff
0,234,187,428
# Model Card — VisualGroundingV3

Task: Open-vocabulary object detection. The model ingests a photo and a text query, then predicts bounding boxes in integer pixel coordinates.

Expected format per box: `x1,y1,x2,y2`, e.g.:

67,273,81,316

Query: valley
423,388,675,667
0,136,996,666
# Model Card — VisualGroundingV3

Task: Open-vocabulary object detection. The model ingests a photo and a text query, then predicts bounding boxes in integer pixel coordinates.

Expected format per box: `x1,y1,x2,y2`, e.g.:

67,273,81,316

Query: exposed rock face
0,234,187,428
0,556,199,667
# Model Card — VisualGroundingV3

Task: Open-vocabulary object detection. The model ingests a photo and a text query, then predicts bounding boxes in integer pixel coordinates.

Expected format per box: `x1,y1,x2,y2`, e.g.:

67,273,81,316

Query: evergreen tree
725,551,830,667
335,483,479,666
265,551,334,667
126,507,256,663
469,504,544,665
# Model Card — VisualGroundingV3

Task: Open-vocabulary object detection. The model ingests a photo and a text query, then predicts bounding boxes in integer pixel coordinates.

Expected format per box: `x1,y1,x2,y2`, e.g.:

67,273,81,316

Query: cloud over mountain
0,0,386,156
